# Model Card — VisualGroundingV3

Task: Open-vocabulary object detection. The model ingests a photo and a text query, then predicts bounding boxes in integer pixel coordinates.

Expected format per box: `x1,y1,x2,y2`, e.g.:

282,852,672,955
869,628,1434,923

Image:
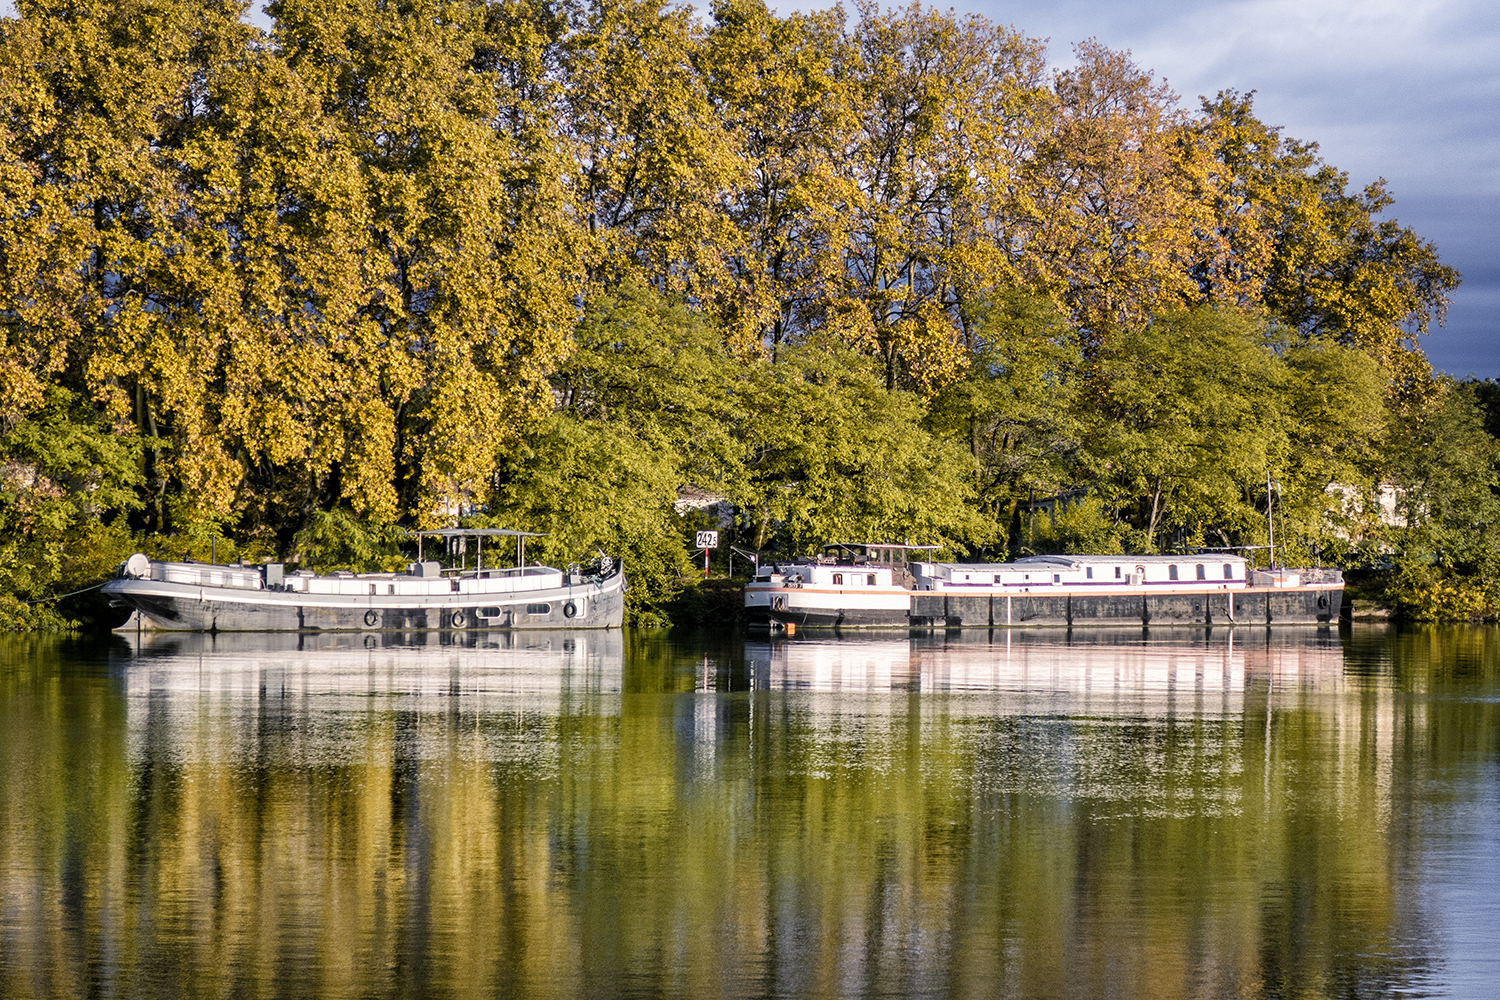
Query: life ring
563,601,578,619
364,609,379,627
451,610,466,628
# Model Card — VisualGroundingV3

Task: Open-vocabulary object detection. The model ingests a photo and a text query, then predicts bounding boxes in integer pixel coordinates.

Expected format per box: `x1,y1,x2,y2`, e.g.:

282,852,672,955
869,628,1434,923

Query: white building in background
1325,482,1410,541
673,485,735,528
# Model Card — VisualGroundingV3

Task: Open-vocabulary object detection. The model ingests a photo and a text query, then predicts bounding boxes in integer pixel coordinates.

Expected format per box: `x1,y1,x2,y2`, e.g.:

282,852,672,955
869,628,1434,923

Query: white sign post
696,531,719,577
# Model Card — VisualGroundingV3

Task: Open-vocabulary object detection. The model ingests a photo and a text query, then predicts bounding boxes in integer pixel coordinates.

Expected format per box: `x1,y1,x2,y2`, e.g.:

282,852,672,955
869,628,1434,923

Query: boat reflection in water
745,626,1346,698
114,627,624,696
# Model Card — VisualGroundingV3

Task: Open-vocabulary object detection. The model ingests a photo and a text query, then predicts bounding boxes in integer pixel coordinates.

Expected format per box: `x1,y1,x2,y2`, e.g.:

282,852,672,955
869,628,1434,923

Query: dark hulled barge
746,547,1342,629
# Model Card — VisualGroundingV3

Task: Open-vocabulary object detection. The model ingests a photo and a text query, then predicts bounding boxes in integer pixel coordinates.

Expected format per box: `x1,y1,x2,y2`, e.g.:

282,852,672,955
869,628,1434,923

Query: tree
488,282,746,623
1082,307,1286,552
560,0,744,305
829,3,1049,391
1378,381,1500,618
1018,42,1222,348
702,0,857,357
924,292,1083,553
1199,91,1460,383
733,340,989,553
0,388,141,627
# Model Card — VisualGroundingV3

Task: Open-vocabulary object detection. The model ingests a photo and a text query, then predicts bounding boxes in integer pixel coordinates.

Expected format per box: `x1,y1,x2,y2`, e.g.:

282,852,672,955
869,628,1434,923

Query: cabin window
867,574,877,586
1169,565,1179,581
1053,574,1061,583
1195,564,1206,580
1223,564,1233,579
1115,566,1122,579
451,579,461,593
369,584,377,595
1086,567,1093,579
833,573,844,585
479,607,502,618
526,603,551,615
388,585,395,595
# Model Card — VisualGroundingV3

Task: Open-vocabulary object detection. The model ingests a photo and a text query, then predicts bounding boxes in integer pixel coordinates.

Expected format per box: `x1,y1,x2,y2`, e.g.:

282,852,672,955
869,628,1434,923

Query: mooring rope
21,581,108,605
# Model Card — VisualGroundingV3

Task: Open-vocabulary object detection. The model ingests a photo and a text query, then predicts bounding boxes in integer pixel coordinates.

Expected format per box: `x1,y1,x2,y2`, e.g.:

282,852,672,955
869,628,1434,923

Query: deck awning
412,528,548,569
413,528,548,538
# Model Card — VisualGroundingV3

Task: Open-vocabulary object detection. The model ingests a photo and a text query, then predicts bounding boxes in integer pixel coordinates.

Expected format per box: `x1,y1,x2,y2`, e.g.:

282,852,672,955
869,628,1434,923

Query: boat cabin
913,554,1250,591
750,543,941,589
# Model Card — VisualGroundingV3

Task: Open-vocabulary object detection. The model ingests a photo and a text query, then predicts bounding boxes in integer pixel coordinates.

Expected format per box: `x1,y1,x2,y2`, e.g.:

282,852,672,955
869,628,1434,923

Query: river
1,625,1497,998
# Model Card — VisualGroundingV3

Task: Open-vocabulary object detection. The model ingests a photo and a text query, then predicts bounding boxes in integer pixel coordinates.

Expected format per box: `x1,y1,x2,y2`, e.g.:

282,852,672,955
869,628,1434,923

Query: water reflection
1,626,1497,998
748,628,1347,696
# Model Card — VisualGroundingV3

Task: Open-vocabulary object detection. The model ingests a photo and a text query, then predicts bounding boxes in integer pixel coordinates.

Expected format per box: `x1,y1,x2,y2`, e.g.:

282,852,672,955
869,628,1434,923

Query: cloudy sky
942,0,1500,378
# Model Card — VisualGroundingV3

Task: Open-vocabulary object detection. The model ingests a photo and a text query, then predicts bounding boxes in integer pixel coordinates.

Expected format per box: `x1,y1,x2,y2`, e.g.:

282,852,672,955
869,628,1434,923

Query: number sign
695,530,720,549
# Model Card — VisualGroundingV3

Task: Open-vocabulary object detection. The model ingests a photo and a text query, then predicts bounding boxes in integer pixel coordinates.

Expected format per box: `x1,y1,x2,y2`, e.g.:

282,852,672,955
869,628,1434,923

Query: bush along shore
2,1,1495,630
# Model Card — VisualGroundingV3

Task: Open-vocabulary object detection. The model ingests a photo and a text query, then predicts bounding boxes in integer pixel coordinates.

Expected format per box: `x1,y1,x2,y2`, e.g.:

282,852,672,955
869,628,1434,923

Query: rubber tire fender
563,601,578,619
451,609,466,628
364,609,379,627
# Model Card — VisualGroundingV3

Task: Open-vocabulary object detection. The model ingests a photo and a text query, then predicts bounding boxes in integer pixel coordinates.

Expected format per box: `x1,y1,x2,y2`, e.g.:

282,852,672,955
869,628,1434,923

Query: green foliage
734,341,990,555
1199,91,1460,380
925,292,1082,550
1029,496,1139,556
0,389,142,622
491,414,691,627
1382,383,1500,575
0,2,1479,625
1083,307,1286,551
288,508,411,574
1381,559,1497,623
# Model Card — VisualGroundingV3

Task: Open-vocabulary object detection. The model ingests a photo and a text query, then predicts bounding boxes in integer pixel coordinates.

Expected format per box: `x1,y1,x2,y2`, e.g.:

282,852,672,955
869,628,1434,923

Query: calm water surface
2,626,1498,998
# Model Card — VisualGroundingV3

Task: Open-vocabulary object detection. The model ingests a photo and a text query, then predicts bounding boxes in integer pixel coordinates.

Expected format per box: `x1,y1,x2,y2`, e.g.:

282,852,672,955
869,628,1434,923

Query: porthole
525,603,551,615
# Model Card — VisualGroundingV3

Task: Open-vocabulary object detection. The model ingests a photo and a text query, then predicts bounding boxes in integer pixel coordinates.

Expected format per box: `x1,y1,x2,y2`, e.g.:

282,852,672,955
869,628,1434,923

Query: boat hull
745,582,911,629
745,583,1342,629
908,586,1341,627
104,571,625,632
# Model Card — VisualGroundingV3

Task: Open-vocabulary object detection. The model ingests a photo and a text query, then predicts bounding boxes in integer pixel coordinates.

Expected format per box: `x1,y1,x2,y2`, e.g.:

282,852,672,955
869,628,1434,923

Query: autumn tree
702,0,857,358
1017,42,1226,349
828,3,1048,392
1199,90,1460,384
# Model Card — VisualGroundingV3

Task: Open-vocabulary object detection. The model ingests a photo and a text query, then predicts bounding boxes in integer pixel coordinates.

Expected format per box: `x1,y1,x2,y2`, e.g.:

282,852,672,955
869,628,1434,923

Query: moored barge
746,546,1342,629
104,528,625,632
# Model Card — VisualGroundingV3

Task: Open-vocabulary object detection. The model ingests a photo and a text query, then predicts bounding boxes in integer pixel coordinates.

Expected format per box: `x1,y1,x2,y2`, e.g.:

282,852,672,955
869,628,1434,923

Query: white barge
746,546,1342,628
104,528,625,632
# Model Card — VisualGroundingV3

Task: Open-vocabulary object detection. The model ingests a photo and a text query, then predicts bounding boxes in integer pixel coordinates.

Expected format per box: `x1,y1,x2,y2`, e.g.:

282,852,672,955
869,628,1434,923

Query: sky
4,0,1495,376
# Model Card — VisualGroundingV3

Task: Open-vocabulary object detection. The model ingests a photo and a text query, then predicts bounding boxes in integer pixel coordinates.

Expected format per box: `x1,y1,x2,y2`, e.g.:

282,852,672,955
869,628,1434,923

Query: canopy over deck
413,528,548,568
821,542,942,565
413,528,547,538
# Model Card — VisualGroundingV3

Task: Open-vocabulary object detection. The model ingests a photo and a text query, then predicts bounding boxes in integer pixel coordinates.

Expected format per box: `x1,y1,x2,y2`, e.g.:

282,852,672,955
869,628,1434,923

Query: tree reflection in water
2,625,1497,998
